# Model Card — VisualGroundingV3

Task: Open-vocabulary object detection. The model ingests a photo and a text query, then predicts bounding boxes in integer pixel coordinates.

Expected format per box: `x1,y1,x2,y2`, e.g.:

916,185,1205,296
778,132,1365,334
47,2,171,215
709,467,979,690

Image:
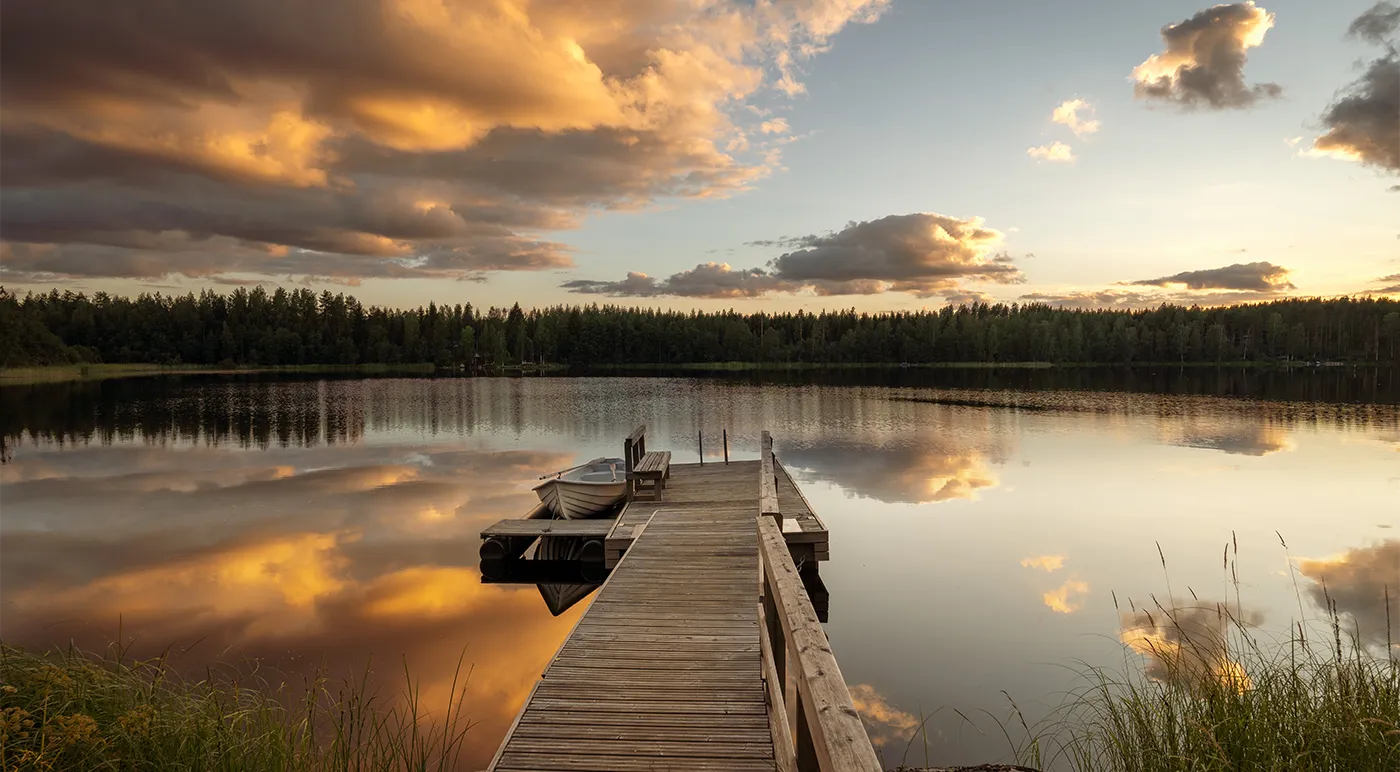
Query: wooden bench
631,450,671,501
622,423,670,501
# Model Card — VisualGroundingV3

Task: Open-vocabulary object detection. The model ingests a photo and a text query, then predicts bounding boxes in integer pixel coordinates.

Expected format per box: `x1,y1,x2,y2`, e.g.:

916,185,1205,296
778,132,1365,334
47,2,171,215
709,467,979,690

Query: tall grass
0,643,474,771
1006,539,1400,772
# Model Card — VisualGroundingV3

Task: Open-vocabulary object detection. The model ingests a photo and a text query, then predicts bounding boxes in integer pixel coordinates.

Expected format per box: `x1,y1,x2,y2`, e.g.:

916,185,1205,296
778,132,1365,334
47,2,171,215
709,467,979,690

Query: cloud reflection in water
0,443,578,768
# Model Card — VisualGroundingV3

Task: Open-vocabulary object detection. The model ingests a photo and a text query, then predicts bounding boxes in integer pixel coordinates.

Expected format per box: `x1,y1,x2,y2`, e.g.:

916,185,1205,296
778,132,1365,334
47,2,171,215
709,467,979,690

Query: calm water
2,373,1397,768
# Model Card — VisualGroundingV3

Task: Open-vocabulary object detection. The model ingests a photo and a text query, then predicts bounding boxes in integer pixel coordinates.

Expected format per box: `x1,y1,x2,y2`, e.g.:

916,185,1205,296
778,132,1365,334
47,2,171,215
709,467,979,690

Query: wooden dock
485,432,880,772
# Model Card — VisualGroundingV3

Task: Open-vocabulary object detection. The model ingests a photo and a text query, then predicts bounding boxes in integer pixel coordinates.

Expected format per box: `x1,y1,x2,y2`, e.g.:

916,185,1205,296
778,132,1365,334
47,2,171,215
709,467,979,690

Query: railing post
699,430,703,465
723,429,729,464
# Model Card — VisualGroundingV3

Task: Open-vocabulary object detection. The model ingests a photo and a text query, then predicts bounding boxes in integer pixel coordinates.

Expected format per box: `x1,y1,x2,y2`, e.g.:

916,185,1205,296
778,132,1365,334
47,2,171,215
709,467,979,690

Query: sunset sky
1,0,1396,311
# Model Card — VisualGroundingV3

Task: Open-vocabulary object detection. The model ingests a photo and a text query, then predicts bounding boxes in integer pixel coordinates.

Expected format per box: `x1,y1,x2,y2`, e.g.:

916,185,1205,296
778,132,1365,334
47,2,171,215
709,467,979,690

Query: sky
1,0,1397,311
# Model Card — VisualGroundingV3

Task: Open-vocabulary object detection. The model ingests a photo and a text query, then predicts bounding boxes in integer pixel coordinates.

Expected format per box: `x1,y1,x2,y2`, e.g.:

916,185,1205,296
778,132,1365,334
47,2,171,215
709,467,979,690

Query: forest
2,286,1399,369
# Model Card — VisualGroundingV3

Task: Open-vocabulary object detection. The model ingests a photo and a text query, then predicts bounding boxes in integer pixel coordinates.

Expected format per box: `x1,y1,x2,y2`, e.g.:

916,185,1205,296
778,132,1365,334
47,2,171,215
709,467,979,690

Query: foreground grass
0,363,436,386
1000,578,1400,771
0,644,472,771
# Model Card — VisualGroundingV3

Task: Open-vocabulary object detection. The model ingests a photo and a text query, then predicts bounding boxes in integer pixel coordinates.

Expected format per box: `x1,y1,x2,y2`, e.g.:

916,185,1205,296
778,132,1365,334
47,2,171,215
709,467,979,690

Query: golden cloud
1043,578,1090,613
1132,2,1281,109
0,0,890,282
1051,98,1100,136
565,212,1023,299
1021,555,1066,572
1027,141,1075,163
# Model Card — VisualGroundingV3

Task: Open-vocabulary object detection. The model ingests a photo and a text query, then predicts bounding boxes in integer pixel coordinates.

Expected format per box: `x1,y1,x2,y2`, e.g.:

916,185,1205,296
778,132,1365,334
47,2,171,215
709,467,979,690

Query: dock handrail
760,430,781,526
757,433,880,772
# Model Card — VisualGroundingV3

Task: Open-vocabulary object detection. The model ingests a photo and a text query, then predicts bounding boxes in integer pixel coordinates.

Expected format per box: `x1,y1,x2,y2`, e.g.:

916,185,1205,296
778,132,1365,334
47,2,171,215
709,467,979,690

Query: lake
2,371,1396,769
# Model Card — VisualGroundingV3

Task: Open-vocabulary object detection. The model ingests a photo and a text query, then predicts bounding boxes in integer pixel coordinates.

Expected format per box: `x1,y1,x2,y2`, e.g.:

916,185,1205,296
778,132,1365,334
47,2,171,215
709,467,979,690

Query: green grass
0,643,473,771
1006,620,1399,771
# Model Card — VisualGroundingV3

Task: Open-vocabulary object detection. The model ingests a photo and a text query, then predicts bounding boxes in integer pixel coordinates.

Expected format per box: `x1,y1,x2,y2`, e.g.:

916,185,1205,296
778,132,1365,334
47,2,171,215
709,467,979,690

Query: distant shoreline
1,359,1381,386
0,362,437,386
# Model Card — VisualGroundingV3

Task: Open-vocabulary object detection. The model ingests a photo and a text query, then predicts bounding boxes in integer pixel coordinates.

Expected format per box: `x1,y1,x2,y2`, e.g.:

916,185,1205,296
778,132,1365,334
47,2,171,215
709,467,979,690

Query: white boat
533,457,627,519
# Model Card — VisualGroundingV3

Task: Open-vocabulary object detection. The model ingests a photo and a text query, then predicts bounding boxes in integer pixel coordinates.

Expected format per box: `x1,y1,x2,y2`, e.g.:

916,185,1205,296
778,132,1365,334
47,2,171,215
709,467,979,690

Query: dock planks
490,461,778,772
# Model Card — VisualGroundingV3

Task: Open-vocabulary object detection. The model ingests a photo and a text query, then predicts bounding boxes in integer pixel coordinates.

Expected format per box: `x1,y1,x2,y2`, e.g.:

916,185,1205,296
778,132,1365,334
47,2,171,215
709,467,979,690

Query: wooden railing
757,432,881,772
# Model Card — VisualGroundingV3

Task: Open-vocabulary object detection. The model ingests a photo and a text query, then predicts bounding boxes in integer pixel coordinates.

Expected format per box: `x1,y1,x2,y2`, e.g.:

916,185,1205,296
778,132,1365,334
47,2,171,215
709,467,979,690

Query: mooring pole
722,429,729,464
698,430,704,465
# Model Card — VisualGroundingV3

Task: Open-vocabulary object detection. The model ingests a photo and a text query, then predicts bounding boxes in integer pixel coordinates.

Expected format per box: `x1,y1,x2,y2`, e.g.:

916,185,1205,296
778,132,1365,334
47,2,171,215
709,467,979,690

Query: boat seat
630,451,671,501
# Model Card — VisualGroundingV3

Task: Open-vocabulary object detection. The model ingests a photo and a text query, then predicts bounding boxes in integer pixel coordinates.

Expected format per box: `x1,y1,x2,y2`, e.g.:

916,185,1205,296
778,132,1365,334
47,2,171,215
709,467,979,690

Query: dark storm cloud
1130,261,1295,291
562,212,1023,299
1132,2,1282,109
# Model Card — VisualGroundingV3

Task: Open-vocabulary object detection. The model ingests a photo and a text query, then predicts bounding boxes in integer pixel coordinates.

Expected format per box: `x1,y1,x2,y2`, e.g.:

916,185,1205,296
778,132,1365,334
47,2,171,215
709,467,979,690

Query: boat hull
536,536,601,615
534,478,627,519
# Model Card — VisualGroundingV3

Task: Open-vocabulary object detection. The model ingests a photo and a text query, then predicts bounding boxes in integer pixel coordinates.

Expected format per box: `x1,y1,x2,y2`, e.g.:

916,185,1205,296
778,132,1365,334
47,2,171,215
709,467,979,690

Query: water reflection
2,374,1396,768
1159,419,1294,456
849,683,921,750
1298,540,1400,655
0,442,580,769
784,442,1001,504
1120,601,1261,694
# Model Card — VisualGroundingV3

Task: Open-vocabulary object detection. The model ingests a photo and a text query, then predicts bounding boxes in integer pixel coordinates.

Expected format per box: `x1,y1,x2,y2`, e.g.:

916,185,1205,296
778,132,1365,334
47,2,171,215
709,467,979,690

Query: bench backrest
623,424,646,475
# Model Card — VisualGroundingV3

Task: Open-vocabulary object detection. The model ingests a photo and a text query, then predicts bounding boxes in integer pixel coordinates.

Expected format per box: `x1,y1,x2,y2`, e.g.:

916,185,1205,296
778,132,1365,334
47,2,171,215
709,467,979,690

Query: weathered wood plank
759,516,880,772
481,519,614,538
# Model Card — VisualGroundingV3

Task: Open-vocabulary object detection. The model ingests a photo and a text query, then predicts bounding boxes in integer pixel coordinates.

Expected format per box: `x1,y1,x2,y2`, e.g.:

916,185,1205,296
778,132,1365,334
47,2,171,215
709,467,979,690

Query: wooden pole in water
698,430,704,465
723,429,728,464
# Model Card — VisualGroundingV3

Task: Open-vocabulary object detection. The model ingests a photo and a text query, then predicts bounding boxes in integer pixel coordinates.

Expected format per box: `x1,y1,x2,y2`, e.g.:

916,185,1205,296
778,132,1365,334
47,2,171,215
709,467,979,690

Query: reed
0,642,474,771
1005,539,1400,772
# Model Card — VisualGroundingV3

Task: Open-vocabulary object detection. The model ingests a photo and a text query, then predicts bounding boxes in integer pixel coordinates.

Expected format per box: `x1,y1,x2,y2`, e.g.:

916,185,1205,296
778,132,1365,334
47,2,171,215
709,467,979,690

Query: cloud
1020,285,1294,309
1132,2,1282,109
565,212,1022,298
0,0,891,283
561,262,795,298
849,684,920,748
1129,261,1295,291
1373,273,1400,294
943,289,996,306
1121,600,1263,693
759,118,791,135
1027,141,1075,163
1019,290,1167,310
1052,99,1100,136
1021,555,1066,572
1348,1,1400,43
1298,540,1399,653
1309,5,1399,174
1043,578,1090,613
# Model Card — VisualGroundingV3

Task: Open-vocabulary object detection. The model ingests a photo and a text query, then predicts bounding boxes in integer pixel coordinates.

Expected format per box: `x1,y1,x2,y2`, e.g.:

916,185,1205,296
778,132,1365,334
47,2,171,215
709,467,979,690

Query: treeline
2,286,1399,368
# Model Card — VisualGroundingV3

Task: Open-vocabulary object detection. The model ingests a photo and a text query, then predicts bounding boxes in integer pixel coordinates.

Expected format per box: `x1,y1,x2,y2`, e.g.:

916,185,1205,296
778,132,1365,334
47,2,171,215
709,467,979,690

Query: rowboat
533,457,627,519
